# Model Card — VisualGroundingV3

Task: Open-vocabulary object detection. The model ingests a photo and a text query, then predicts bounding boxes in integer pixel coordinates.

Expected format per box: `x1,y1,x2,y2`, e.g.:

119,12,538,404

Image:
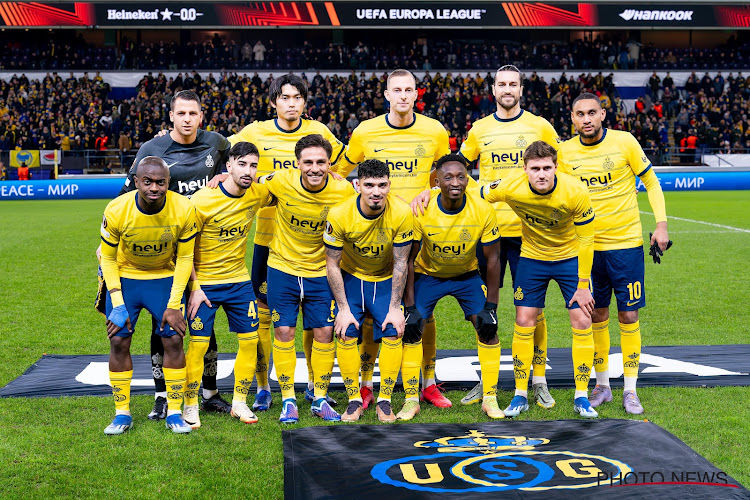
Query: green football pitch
0,190,749,497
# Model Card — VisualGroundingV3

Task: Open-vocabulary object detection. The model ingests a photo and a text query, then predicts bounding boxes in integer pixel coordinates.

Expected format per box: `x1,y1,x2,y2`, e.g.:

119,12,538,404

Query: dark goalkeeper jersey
119,129,230,197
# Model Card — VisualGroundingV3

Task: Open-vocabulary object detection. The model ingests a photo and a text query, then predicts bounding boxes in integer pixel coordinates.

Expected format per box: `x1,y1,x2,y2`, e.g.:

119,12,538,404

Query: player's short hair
269,73,308,103
387,69,416,89
171,90,201,111
523,141,557,165
434,154,468,172
358,159,389,180
572,92,602,109
295,134,332,160
136,155,169,175
228,141,259,160
495,64,522,86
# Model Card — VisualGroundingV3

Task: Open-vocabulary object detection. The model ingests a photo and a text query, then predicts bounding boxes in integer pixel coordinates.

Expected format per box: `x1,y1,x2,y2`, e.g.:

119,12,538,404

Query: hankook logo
618,9,694,21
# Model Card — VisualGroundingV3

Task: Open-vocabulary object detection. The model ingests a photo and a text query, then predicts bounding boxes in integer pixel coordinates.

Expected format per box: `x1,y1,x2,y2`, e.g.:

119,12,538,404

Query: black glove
648,232,673,264
476,302,498,343
403,305,425,344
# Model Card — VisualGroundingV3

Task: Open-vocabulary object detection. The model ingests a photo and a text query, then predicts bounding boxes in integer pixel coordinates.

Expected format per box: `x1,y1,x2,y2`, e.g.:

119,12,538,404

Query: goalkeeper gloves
476,302,498,342
403,305,425,344
108,305,130,329
648,232,673,264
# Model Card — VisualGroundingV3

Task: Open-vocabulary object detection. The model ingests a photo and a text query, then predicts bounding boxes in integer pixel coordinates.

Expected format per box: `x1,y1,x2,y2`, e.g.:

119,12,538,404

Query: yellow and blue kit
100,191,197,336
413,193,499,319
335,113,450,202
480,172,594,308
324,194,413,339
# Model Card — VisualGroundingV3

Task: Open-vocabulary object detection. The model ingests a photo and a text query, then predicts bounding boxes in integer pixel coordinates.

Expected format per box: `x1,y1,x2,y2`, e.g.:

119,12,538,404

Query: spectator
17,161,30,180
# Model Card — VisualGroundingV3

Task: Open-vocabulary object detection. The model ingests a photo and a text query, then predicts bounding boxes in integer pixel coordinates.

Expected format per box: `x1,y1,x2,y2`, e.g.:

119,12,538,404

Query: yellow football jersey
460,110,560,237
230,118,346,247
191,182,275,285
481,172,594,263
261,169,356,277
414,193,500,278
324,194,414,282
558,129,661,251
335,113,450,202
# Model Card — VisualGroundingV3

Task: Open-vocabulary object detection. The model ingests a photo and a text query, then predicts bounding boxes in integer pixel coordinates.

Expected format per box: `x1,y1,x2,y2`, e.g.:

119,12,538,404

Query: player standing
558,93,669,414
478,141,598,418
183,142,277,428
261,134,355,423
229,74,346,411
405,155,503,420
335,69,451,411
459,65,560,409
98,90,232,420
100,156,197,434
325,159,412,422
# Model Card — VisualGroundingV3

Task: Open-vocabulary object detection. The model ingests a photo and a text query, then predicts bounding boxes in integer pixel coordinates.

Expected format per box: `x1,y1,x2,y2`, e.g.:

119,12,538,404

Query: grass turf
0,190,749,497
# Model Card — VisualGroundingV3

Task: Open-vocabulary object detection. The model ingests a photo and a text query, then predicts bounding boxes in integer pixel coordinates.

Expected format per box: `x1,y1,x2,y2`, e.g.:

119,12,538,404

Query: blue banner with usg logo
0,178,123,200
283,420,747,498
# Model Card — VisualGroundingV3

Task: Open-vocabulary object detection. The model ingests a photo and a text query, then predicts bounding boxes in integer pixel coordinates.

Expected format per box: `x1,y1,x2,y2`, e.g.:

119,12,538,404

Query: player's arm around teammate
101,157,197,435
325,159,412,423
182,142,277,428
404,155,504,420
481,141,597,419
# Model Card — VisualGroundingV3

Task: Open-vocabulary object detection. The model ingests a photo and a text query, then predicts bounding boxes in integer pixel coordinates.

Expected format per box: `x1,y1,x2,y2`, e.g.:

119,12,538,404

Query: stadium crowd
0,69,616,156
2,34,749,72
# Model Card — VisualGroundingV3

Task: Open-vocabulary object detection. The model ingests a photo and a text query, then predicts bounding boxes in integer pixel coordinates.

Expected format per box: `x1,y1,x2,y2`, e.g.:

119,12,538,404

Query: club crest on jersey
414,144,427,156
160,230,174,242
602,157,615,170
377,230,388,243
191,317,203,331
459,229,472,241
205,153,214,169
246,208,255,220
514,286,524,300
550,209,562,222
320,206,330,219
516,135,527,148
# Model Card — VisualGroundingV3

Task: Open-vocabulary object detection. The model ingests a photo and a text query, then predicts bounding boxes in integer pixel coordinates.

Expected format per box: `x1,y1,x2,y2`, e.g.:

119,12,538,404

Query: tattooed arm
326,246,359,339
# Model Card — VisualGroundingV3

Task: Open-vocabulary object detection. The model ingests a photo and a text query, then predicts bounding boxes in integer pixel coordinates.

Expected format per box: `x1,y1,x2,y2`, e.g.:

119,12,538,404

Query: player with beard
458,65,560,409
95,90,231,421
557,93,669,414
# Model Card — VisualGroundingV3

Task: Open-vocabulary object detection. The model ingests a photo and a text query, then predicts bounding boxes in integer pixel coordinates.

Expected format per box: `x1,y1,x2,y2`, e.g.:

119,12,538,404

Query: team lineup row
96,68,669,434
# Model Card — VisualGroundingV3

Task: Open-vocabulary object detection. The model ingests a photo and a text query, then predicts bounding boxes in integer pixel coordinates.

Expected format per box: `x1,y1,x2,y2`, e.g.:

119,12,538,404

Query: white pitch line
640,211,750,234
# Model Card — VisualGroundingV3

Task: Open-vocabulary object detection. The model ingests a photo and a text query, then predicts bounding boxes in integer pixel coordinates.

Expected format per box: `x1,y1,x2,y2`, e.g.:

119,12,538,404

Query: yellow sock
163,367,187,413
255,307,272,389
337,337,361,401
477,340,501,398
273,338,297,400
402,340,423,400
184,336,210,407
358,317,379,387
303,328,314,385
109,369,133,412
377,337,403,401
234,332,259,403
620,321,641,378
312,339,336,399
572,326,595,393
512,324,535,393
421,315,437,384
532,312,548,378
592,319,610,373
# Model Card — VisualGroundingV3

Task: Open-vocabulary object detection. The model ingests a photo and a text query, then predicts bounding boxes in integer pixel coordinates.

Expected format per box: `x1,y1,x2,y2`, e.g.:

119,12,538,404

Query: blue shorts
477,236,521,288
188,281,259,336
267,267,336,329
513,257,580,309
342,272,399,340
251,244,269,303
592,247,646,311
105,277,185,338
414,272,486,320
